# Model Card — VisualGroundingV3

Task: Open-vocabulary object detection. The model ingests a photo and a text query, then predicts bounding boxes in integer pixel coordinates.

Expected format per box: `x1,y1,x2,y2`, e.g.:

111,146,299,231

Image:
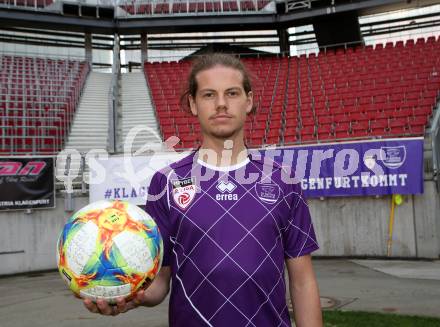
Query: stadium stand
291,36,440,144
119,0,271,16
0,0,53,9
0,56,89,154
145,37,440,148
145,60,196,149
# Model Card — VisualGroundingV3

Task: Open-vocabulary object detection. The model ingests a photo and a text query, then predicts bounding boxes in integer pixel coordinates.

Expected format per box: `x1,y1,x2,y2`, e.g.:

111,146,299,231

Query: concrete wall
0,182,439,276
413,181,440,258
311,180,440,258
0,195,89,276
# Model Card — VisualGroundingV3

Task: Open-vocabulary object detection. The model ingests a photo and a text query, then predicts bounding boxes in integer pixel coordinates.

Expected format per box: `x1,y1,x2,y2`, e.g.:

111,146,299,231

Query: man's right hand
83,289,147,316
83,266,171,316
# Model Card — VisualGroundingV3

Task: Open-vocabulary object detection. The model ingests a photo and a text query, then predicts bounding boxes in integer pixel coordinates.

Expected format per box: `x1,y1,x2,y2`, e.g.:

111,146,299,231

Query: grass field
323,310,440,327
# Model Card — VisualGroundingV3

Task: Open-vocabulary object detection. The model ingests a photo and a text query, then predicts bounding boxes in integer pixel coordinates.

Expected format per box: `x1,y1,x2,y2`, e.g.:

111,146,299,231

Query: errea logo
216,181,236,193
216,180,238,201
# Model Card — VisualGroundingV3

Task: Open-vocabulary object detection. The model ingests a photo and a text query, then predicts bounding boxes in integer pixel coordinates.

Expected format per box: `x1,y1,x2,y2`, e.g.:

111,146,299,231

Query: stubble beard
206,123,244,141
210,128,236,139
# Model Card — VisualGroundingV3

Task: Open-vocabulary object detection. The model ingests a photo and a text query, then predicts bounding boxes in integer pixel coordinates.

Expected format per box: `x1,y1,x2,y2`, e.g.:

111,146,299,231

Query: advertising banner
89,152,188,205
0,157,55,210
88,138,424,203
268,137,424,197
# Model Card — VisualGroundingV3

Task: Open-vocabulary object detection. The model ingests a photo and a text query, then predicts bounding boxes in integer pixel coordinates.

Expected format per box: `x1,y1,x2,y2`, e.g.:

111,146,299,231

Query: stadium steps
56,72,112,189
119,72,162,153
64,72,112,153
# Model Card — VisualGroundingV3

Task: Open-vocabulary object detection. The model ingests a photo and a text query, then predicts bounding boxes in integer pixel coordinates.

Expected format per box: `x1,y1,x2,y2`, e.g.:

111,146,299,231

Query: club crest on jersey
172,177,196,209
255,182,280,204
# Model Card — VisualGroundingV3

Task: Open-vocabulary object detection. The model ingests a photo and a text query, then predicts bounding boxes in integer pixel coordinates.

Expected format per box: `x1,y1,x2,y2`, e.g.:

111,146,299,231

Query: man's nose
216,94,227,109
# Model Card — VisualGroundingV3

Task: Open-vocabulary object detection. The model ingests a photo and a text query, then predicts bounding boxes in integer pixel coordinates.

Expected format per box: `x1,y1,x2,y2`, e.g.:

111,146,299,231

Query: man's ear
245,91,254,114
189,95,197,116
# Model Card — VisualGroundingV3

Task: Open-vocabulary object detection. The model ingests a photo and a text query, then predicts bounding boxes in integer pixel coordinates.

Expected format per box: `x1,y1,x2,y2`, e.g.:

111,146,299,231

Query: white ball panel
66,221,99,276
113,231,153,273
80,284,131,302
126,204,150,222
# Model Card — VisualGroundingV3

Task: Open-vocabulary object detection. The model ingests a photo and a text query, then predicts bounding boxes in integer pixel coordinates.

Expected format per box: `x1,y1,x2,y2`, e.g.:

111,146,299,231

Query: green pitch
322,310,440,327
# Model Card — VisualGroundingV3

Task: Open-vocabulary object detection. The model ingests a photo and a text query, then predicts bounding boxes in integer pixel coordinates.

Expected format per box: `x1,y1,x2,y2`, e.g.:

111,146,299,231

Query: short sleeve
282,182,319,258
145,170,172,266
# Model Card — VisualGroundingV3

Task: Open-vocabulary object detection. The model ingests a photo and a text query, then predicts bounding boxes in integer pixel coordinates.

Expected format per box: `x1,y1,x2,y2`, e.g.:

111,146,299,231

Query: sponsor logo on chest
216,180,238,201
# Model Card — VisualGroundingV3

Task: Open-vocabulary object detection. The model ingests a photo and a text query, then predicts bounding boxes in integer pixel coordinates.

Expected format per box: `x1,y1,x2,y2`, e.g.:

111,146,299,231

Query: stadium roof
0,0,438,35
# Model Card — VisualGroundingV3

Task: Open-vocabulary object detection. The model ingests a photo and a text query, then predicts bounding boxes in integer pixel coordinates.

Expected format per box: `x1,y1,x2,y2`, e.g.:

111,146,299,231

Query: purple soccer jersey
145,150,319,327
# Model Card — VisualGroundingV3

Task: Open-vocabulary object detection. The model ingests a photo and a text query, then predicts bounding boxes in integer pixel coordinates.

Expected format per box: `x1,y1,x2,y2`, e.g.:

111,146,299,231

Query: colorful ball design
56,200,163,303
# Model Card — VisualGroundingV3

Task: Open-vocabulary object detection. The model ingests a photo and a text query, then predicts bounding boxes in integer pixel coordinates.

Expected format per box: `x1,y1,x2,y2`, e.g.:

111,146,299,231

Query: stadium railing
284,0,318,13
107,33,120,154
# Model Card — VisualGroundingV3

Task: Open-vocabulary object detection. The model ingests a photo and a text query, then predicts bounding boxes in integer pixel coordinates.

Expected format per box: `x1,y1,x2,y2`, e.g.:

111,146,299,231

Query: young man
84,53,322,326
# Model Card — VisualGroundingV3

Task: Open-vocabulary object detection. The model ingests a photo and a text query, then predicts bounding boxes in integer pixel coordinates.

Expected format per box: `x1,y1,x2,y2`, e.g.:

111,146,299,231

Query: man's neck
198,134,248,167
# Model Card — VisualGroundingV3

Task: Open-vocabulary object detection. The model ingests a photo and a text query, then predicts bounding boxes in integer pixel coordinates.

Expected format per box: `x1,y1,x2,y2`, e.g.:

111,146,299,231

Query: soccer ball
56,200,163,303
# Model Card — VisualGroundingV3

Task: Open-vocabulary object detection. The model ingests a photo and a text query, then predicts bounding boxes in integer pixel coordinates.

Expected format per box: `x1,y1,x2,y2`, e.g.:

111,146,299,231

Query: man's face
189,65,253,140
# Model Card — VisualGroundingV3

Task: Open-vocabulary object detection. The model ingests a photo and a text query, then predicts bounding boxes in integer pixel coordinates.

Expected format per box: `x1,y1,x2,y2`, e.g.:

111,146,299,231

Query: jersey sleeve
282,181,319,258
145,170,172,266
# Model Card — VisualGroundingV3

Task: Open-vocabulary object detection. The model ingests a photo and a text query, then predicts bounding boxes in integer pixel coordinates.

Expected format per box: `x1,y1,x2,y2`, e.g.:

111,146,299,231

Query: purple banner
265,138,424,198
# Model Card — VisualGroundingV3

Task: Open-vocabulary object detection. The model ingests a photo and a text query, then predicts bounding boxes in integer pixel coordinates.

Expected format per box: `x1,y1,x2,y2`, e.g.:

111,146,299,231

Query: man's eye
203,93,214,98
228,91,238,97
